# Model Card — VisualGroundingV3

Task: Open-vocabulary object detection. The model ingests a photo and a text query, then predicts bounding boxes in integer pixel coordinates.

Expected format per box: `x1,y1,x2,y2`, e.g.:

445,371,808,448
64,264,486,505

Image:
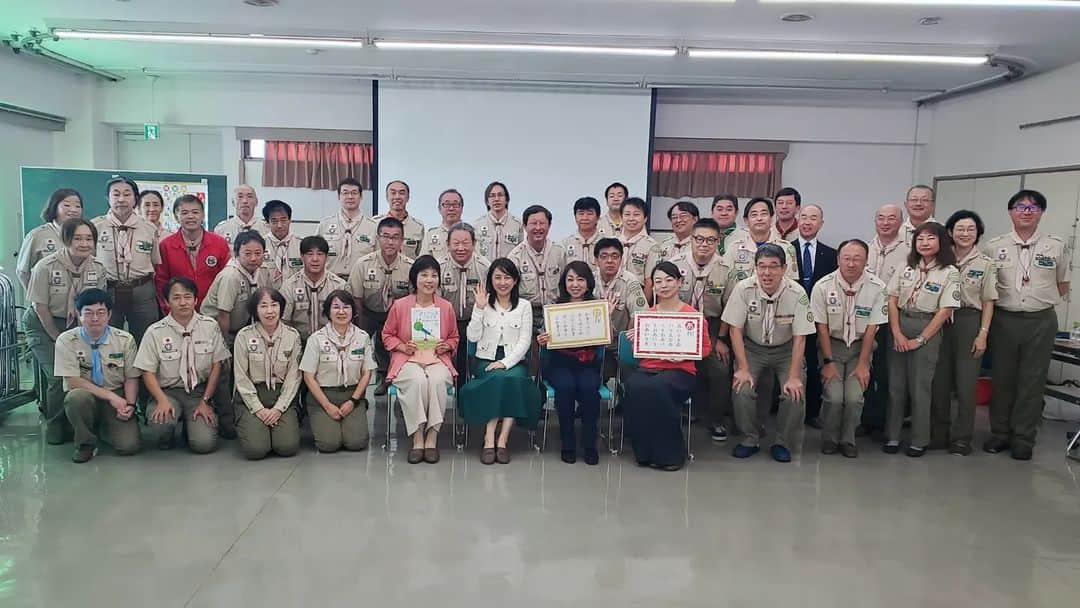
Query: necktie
802,242,813,285
80,326,111,386
1017,244,1033,290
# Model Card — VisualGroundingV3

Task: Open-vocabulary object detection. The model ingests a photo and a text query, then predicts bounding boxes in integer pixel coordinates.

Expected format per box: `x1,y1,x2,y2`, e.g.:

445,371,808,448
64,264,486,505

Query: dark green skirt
459,348,542,428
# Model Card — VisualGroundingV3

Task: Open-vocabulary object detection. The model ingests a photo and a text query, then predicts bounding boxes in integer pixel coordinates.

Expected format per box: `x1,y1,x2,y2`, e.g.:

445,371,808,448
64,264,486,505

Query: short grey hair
447,222,476,243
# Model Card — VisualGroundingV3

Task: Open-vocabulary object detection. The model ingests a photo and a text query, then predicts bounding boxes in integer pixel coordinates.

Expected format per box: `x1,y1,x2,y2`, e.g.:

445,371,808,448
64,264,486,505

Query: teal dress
459,347,543,428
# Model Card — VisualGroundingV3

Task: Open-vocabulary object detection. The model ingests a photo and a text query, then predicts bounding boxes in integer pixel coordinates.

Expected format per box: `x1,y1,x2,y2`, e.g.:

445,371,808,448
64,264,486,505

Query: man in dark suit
794,204,838,428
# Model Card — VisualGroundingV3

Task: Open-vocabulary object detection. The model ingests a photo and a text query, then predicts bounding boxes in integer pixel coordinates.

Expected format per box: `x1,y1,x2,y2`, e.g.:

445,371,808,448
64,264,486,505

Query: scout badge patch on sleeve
206,256,218,267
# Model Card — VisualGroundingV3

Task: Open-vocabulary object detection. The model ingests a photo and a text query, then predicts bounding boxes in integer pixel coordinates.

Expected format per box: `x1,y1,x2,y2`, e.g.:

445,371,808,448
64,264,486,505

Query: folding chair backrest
617,331,640,369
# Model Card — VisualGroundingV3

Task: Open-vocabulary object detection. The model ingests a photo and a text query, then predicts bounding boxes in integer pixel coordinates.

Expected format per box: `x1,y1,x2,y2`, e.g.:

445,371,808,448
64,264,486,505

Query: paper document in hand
411,307,441,350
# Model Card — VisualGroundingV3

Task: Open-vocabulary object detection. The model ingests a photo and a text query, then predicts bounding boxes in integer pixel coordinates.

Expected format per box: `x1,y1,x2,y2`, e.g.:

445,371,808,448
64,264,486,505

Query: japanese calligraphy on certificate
411,307,441,350
633,311,705,360
543,301,611,349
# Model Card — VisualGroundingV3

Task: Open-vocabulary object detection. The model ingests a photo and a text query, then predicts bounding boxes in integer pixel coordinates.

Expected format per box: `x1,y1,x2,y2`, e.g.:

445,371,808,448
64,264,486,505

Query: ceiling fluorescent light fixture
51,29,365,48
687,48,988,65
759,0,1080,7
374,40,677,57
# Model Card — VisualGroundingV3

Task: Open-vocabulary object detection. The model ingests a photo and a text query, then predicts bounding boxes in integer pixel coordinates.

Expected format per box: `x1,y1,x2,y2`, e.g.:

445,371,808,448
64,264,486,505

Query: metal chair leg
1067,426,1080,456
382,390,395,452
686,399,694,463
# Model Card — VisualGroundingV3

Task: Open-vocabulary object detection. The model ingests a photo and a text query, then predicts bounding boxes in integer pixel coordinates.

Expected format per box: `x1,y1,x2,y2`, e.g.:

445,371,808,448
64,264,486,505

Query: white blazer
466,298,533,369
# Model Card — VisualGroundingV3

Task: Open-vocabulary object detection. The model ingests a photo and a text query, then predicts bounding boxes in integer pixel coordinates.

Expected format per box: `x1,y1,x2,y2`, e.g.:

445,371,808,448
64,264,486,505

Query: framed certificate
633,311,705,360
543,300,612,349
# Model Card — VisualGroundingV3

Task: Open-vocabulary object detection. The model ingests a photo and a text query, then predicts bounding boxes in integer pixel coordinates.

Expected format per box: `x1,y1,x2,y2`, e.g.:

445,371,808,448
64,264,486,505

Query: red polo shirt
155,229,232,312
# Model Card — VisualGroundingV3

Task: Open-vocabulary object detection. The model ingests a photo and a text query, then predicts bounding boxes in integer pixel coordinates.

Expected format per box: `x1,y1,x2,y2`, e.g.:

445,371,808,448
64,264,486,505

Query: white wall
653,101,922,244
919,60,1080,180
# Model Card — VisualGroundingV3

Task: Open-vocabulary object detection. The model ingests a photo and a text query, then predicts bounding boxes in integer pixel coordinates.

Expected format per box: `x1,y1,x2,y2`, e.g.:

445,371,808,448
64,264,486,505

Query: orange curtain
263,141,374,190
650,151,785,199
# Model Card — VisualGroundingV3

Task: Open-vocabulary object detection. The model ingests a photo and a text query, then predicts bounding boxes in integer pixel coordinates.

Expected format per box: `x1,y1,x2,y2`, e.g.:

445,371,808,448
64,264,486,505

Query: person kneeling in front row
232,287,302,460
55,288,141,463
135,277,231,454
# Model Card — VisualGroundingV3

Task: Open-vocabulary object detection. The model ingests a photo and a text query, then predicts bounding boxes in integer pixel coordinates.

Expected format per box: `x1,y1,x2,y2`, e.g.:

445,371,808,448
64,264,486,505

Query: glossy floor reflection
1,403,1078,608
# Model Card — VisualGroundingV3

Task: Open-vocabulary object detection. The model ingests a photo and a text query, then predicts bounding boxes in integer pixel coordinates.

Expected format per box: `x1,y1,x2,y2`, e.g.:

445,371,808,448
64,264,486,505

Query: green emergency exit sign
144,123,160,140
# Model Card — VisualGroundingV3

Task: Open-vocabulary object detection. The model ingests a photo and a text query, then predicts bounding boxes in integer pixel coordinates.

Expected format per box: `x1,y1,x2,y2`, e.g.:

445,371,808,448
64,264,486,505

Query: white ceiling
7,0,1080,101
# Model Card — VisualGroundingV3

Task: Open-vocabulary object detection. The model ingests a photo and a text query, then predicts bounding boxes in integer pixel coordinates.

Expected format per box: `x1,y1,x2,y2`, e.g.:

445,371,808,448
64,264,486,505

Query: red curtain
262,141,373,190
650,150,784,199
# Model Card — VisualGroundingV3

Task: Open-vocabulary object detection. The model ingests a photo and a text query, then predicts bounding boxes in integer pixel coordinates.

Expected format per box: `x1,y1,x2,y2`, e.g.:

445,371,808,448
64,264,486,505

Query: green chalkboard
19,167,228,234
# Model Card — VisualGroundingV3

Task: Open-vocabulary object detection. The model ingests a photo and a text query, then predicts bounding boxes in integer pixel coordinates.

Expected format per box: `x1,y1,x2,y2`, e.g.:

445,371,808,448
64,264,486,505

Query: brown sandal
424,448,440,464
481,448,496,465
407,448,424,464
495,447,510,464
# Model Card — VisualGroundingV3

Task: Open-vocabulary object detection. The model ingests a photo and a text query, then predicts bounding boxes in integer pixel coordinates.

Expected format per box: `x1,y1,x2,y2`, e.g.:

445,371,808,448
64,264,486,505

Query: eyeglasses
597,253,621,261
440,202,463,208
378,234,403,241
669,213,694,222
692,235,720,246
80,310,109,318
1010,204,1042,214
756,263,783,271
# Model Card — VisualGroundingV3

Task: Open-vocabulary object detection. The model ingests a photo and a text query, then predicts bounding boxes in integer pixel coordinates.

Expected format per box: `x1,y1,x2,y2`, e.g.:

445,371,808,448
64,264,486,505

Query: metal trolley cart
0,270,39,420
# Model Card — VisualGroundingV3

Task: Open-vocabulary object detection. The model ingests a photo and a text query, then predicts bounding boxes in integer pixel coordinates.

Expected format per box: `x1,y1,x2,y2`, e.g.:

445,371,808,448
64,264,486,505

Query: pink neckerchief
1011,231,1039,291
836,273,867,346
165,314,201,393
325,324,359,385
756,279,788,345
905,261,938,309
871,235,903,276
254,322,284,390
105,211,140,272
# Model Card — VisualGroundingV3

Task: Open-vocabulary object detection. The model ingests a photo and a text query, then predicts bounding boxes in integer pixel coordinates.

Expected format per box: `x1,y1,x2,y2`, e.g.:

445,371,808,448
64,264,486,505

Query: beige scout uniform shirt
660,235,692,261
721,277,816,347
473,212,523,260
134,314,231,388
316,211,378,277
213,216,270,247
437,254,490,321
373,213,425,259
716,226,749,257
620,231,662,283
348,252,414,314
299,325,377,387
720,232,799,287
54,326,141,391
954,249,999,310
595,270,647,336
670,252,730,318
91,214,161,281
900,217,937,247
420,224,453,260
200,264,275,334
261,232,303,288
508,240,567,307
16,222,62,278
810,271,889,343
281,271,349,340
986,231,1069,313
561,232,602,268
233,323,302,413
867,236,910,285
26,252,107,319
887,263,962,313
597,214,622,238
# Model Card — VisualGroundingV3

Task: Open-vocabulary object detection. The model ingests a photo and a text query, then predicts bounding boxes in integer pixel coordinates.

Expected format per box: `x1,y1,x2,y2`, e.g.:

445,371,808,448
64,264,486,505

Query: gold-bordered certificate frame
543,300,612,349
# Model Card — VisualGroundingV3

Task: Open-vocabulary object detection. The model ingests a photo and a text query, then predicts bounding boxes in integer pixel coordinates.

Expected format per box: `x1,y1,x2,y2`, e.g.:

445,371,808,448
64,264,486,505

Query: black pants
546,354,602,453
862,332,890,431
804,333,823,422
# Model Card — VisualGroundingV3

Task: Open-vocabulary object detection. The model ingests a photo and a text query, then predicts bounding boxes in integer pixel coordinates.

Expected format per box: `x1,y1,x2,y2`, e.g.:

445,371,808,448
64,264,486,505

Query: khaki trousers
307,386,370,453
64,388,141,454
235,383,300,460
147,385,219,454
821,338,868,446
733,341,805,449
930,308,983,444
988,308,1057,450
887,311,941,448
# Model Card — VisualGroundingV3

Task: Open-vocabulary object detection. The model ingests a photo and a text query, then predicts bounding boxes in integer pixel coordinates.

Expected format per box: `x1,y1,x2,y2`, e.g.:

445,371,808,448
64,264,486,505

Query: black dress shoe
983,437,1010,454
906,446,926,457
821,441,839,455
805,418,824,430
72,446,95,463
882,442,900,454
583,449,599,466
561,450,576,464
1010,444,1033,461
839,443,858,458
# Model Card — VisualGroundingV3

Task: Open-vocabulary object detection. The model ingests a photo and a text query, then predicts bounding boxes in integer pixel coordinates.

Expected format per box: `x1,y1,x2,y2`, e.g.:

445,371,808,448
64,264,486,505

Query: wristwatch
822,357,834,365
915,335,926,346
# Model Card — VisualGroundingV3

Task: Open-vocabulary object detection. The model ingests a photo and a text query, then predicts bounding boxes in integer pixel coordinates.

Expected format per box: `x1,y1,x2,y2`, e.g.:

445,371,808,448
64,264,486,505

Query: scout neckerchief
56,248,92,325
716,225,737,257
452,259,471,319
756,279,788,345
326,324,360,385
489,211,509,259
338,210,363,267
687,255,715,311
183,229,204,269
166,314,201,393
523,240,552,305
836,273,866,346
225,259,260,321
254,322,284,390
905,261,938,309
668,235,691,259
378,254,399,310
268,232,295,279
303,272,330,334
79,325,111,386
575,231,598,266
1011,231,1039,291
105,211,140,279
871,235,904,277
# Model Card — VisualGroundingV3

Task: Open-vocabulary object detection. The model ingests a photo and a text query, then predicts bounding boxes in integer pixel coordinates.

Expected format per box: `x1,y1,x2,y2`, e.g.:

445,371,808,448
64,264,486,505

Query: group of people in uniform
16,175,1068,468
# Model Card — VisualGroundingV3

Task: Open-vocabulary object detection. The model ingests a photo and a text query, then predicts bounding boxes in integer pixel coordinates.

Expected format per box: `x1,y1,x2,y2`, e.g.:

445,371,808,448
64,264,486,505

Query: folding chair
612,331,694,462
535,345,613,453
382,341,473,452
